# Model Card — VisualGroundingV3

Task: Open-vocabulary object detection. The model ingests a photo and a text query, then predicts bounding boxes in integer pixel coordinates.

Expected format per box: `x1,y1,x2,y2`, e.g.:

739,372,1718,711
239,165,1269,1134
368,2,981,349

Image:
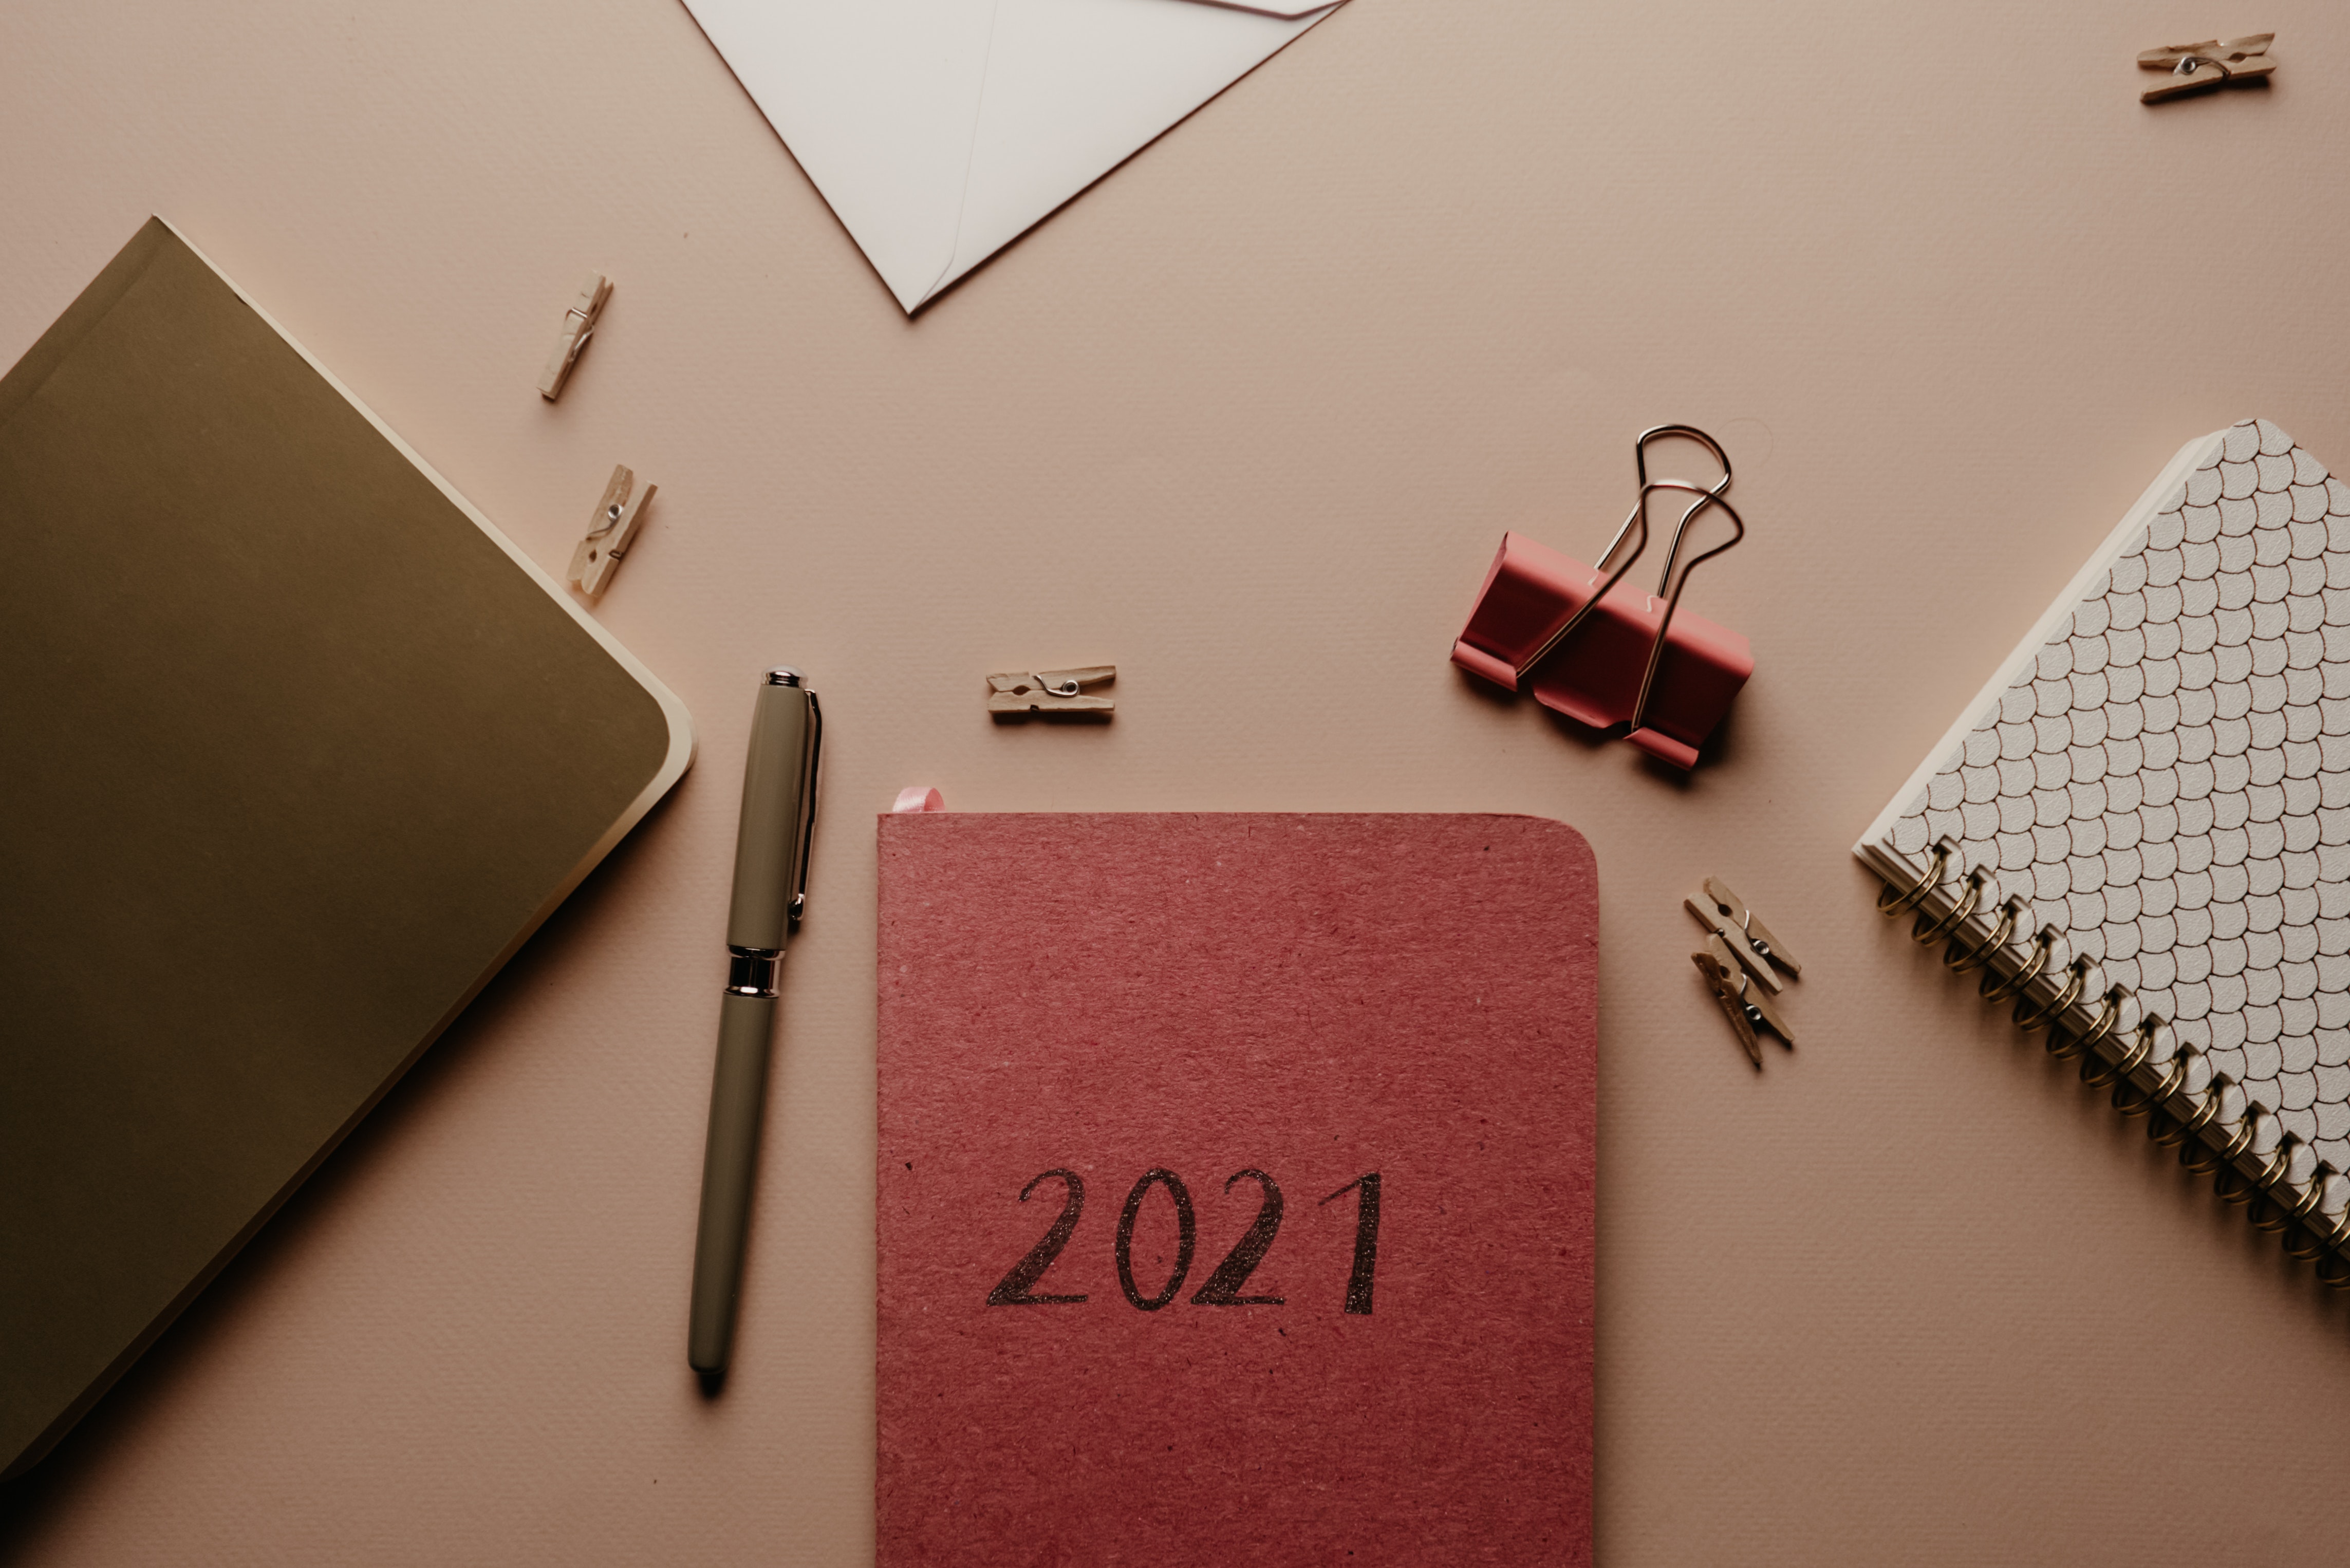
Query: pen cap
726,671,817,951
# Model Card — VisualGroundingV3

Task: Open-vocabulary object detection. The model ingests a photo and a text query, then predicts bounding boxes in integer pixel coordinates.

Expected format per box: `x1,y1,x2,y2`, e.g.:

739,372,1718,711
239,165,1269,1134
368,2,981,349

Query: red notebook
875,812,1598,1565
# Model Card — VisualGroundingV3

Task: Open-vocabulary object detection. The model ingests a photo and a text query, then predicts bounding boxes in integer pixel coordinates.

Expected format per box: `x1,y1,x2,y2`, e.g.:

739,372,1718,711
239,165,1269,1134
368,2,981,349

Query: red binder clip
1451,425,1752,770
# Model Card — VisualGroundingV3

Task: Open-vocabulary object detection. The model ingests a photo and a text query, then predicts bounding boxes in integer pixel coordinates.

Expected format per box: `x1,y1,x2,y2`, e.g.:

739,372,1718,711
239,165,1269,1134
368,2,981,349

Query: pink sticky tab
891,786,946,814
876,812,1597,1565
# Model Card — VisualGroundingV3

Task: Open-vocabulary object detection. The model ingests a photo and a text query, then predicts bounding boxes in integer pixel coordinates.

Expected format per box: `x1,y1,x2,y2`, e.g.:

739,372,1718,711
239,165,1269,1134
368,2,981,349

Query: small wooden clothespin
1685,875,1801,986
987,667,1115,718
1693,937,1796,1069
537,270,612,400
567,464,654,600
2139,35,2274,103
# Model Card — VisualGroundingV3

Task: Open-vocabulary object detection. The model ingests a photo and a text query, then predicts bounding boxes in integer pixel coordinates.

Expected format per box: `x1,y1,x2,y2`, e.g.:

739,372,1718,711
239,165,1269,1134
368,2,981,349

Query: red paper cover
876,813,1597,1565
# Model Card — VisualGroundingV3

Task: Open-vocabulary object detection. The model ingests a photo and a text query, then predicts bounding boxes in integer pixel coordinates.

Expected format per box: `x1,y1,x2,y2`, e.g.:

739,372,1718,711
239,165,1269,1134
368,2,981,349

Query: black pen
688,667,820,1382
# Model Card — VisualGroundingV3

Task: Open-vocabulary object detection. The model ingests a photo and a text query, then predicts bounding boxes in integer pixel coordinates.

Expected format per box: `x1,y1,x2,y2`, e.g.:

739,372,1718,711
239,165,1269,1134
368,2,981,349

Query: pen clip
789,690,822,932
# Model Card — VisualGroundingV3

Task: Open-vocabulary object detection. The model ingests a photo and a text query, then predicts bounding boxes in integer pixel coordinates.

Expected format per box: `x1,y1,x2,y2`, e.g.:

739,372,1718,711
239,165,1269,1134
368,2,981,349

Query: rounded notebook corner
647,681,699,795
1475,812,1600,882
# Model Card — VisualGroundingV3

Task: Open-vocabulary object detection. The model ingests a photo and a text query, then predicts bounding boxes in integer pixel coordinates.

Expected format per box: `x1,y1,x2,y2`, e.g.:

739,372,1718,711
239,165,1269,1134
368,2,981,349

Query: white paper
678,0,1339,311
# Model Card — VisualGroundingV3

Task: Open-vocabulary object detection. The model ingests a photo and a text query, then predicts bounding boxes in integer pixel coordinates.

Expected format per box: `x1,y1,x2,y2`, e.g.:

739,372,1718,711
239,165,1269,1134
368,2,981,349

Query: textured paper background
9,1,2350,1564
874,812,1596,1564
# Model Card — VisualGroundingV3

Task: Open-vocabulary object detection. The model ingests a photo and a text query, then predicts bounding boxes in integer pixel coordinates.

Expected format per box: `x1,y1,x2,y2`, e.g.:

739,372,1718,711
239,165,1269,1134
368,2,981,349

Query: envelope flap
679,0,999,310
683,0,1344,313
938,0,1328,302
1164,0,1340,18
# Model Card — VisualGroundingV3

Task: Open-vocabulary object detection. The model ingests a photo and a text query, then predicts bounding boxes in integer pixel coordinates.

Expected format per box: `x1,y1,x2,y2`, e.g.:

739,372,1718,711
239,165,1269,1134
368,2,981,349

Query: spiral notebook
1855,418,2350,1281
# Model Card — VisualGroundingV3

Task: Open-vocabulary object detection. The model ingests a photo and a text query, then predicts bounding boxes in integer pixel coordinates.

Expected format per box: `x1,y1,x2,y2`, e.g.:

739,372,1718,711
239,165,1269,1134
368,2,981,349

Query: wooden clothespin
567,465,654,600
1693,936,1795,1069
987,667,1115,717
537,270,612,400
2139,35,2274,103
1684,876,1799,994
1688,876,1801,982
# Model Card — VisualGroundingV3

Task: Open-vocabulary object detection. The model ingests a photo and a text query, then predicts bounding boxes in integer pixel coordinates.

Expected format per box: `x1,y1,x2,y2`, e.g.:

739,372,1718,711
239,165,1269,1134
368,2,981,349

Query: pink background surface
7,1,2350,1563
873,813,1596,1565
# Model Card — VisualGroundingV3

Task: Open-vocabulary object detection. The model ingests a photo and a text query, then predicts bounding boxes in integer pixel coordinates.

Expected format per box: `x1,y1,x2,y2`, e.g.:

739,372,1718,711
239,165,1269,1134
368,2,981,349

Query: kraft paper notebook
1856,418,2350,1282
875,812,1597,1565
0,218,693,1479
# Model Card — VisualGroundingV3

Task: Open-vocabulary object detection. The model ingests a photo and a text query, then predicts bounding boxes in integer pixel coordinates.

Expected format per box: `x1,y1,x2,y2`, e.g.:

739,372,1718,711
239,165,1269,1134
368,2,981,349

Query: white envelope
678,0,1345,312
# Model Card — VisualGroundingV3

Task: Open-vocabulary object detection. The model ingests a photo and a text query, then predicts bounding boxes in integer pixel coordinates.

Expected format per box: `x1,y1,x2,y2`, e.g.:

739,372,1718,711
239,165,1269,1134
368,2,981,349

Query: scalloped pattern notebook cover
875,812,1596,1565
1855,418,2350,1259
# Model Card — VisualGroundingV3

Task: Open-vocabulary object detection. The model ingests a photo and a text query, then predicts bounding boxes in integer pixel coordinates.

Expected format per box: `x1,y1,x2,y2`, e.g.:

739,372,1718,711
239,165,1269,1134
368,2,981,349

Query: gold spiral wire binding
1876,846,2350,1286
2286,1165,2350,1263
2166,1071,2234,1158
2250,1134,2311,1232
1945,896,2021,973
2249,1135,2305,1228
2047,987,2124,1062
2282,1162,2339,1257
1981,926,2056,1003
2288,1167,2333,1225
1911,870,1984,946
2186,1098,2259,1175
2012,957,2089,1033
1876,841,1951,916
2080,1011,2159,1086
2117,1042,2196,1121
2222,1122,2295,1212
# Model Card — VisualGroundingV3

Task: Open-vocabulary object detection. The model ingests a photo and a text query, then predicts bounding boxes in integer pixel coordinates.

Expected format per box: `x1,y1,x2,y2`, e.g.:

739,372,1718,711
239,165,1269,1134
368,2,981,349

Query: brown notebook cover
0,219,693,1480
